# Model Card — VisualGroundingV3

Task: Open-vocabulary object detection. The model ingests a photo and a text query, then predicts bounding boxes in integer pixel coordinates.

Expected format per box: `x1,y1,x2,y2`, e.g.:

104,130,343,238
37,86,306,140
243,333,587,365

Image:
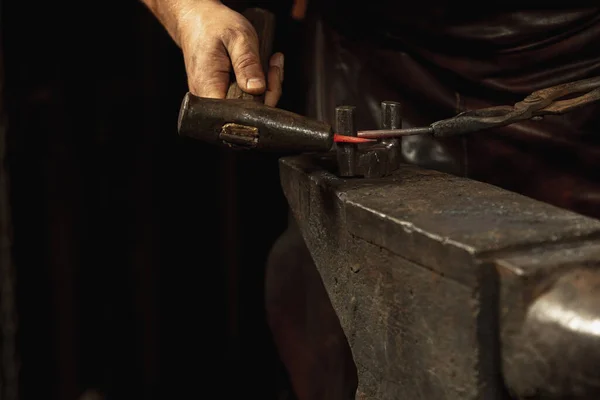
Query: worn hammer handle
225,8,276,102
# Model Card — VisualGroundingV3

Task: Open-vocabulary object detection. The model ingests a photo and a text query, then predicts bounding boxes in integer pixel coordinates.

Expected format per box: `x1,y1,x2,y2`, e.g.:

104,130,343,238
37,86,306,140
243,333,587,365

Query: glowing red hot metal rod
333,134,375,143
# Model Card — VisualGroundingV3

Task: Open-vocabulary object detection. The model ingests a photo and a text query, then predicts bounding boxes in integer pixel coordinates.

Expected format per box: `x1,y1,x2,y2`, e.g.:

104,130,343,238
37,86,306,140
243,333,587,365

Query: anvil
274,152,600,400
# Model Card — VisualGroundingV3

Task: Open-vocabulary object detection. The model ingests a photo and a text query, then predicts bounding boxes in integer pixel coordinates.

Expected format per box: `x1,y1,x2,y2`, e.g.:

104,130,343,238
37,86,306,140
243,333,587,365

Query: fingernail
274,53,284,69
269,54,285,83
246,78,264,90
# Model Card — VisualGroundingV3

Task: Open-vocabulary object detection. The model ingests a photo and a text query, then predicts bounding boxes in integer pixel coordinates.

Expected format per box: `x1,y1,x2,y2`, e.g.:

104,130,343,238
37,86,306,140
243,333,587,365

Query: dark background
3,0,307,398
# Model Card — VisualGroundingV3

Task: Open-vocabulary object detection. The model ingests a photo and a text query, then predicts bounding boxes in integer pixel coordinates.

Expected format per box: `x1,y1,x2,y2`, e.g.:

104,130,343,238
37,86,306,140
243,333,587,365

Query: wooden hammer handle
225,8,276,102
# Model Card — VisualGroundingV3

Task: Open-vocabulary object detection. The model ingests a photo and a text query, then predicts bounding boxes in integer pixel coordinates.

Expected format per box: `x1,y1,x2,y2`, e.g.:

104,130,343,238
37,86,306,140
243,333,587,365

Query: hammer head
177,93,334,153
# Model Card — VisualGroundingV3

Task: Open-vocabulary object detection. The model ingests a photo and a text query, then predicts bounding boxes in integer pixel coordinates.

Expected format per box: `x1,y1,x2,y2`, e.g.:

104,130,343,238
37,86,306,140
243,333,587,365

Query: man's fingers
265,52,284,107
223,26,266,95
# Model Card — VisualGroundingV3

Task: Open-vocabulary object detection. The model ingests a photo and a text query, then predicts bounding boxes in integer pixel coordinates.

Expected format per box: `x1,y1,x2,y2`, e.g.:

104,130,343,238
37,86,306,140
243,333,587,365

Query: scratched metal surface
279,153,600,399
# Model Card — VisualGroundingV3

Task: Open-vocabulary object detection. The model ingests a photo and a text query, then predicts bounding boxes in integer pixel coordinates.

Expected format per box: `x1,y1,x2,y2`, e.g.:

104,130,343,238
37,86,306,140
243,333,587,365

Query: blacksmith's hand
141,0,284,106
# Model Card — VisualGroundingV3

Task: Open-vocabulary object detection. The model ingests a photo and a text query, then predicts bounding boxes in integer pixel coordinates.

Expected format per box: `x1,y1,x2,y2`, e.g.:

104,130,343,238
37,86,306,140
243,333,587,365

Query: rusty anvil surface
279,153,600,400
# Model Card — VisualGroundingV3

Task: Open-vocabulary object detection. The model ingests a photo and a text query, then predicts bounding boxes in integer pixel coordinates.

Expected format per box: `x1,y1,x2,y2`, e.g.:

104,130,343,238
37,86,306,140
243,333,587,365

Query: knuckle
220,26,239,44
184,41,225,70
233,53,259,72
221,22,256,45
221,22,259,66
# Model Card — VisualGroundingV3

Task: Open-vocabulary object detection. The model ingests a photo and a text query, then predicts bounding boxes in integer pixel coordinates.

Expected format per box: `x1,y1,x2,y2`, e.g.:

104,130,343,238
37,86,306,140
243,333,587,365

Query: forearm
141,0,219,45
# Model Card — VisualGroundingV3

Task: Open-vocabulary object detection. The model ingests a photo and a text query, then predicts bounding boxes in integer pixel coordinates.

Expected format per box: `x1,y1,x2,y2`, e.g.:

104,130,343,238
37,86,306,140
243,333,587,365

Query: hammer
177,8,338,153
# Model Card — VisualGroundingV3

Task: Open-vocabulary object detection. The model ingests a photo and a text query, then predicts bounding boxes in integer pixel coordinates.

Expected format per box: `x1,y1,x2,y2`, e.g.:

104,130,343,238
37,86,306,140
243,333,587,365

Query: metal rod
333,134,374,143
357,127,434,138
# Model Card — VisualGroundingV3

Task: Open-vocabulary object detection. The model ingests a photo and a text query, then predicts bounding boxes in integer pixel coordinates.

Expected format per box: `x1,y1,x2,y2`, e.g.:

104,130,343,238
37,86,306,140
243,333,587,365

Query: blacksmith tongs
358,76,600,139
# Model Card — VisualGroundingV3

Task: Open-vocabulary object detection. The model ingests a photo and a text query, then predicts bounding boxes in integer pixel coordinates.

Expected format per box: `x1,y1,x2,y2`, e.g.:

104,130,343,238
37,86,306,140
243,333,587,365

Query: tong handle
434,76,600,137
519,76,600,114
528,76,600,102
537,87,600,115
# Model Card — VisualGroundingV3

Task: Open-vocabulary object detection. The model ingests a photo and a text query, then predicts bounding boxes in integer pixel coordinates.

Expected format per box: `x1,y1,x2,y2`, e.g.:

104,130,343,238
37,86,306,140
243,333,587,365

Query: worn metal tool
358,76,600,139
178,95,339,153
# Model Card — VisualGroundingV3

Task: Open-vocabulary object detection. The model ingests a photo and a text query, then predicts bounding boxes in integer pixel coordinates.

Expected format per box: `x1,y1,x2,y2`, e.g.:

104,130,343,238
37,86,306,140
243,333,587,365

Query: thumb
223,28,266,95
